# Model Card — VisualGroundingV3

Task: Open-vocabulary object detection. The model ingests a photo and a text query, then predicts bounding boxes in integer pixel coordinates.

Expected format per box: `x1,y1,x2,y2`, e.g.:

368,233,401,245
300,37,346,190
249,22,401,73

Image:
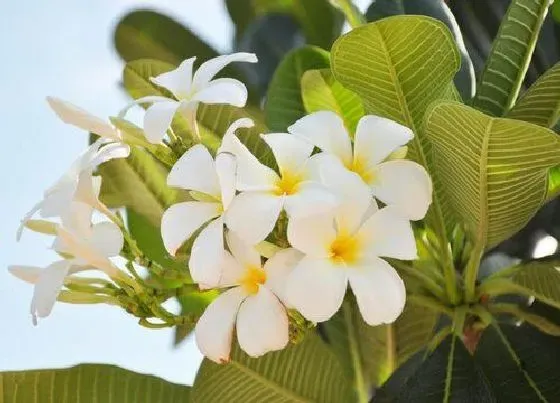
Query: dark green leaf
265,46,329,132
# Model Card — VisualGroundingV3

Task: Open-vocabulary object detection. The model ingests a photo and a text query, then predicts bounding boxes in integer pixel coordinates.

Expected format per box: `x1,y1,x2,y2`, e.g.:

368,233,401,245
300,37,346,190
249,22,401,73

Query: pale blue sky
0,0,370,387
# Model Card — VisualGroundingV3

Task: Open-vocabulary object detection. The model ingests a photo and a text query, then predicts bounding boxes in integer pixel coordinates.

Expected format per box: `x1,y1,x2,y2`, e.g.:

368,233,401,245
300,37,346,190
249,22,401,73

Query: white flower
285,166,414,326
121,53,258,144
195,231,301,363
17,139,130,240
47,97,121,141
10,201,124,323
219,124,338,245
161,120,247,285
289,111,432,220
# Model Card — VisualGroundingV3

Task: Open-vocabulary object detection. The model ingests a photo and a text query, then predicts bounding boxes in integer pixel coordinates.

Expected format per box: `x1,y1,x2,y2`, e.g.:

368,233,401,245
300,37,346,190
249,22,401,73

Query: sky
0,0,370,387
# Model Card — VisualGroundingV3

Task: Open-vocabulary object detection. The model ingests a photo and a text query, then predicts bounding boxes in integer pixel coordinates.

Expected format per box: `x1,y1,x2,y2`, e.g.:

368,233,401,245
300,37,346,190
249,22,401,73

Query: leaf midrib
229,361,314,403
477,120,492,247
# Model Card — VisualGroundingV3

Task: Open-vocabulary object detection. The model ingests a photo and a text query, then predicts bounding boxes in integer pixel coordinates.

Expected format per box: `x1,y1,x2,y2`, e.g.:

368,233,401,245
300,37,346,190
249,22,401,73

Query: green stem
342,301,369,403
408,294,454,316
464,241,484,302
390,260,447,301
330,0,366,28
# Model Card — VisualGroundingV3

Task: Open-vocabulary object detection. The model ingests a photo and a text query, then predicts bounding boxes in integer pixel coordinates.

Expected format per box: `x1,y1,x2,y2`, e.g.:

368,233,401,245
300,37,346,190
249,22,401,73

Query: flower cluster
10,53,432,364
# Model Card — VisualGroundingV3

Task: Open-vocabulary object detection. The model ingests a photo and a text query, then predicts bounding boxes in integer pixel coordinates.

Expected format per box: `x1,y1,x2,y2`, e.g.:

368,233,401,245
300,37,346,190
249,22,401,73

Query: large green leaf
508,62,560,128
324,300,438,390
475,323,560,402
114,10,216,65
471,0,551,117
365,0,475,100
98,147,176,228
424,101,560,249
123,59,271,162
301,68,364,133
376,335,494,403
0,364,190,402
265,46,330,132
192,334,352,402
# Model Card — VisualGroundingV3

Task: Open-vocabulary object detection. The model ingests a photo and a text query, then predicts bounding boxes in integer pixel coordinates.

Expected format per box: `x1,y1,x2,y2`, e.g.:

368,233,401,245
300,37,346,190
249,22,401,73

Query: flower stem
342,301,369,403
463,240,483,303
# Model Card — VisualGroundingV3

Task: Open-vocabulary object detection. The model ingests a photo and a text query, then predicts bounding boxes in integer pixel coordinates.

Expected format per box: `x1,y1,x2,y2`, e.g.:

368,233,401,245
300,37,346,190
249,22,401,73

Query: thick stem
342,301,369,403
464,241,484,303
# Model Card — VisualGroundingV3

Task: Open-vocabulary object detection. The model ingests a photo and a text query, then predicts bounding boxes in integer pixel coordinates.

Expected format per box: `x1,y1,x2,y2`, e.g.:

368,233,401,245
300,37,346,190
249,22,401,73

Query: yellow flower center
239,266,267,295
329,235,361,265
274,170,302,196
348,157,377,185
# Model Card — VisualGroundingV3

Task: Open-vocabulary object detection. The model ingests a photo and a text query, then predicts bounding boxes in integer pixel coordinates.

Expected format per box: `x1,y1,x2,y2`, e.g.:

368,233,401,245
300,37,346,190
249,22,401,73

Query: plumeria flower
289,111,432,221
120,53,257,144
195,231,302,363
219,122,338,245
47,97,121,141
17,139,130,240
10,201,124,324
285,165,415,326
161,121,245,286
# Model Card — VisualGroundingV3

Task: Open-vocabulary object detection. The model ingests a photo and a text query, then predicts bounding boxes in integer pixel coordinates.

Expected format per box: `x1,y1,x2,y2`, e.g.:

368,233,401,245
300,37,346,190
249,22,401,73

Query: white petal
261,133,313,175
287,213,336,258
60,201,93,237
55,227,118,276
263,248,303,306
47,97,119,140
226,230,261,268
192,78,248,107
167,144,221,197
348,257,406,325
143,100,181,144
90,222,124,257
8,265,42,284
236,287,289,357
286,256,348,323
195,286,246,363
358,206,417,260
192,52,257,89
372,160,433,221
221,118,255,141
30,260,72,320
161,202,221,255
288,111,352,166
218,251,246,288
220,133,278,191
317,156,372,235
87,143,131,168
189,217,225,286
17,201,45,240
215,152,237,210
73,171,102,208
354,115,413,165
40,185,77,218
225,192,283,244
283,181,338,219
151,57,195,99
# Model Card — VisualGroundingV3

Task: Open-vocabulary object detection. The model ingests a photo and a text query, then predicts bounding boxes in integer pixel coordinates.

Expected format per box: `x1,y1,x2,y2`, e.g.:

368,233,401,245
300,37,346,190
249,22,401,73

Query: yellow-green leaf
424,101,560,249
301,68,364,133
0,364,190,402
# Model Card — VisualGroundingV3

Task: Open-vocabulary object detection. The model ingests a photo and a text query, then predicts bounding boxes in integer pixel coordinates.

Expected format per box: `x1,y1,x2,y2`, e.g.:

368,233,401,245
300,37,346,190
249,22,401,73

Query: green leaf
265,46,330,132
192,334,352,402
114,10,216,65
377,335,495,403
475,323,560,402
301,68,364,133
123,59,271,162
99,147,176,227
471,0,551,117
508,62,560,128
253,0,343,48
324,300,438,389
365,0,476,100
226,0,258,43
0,364,190,402
424,101,560,249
